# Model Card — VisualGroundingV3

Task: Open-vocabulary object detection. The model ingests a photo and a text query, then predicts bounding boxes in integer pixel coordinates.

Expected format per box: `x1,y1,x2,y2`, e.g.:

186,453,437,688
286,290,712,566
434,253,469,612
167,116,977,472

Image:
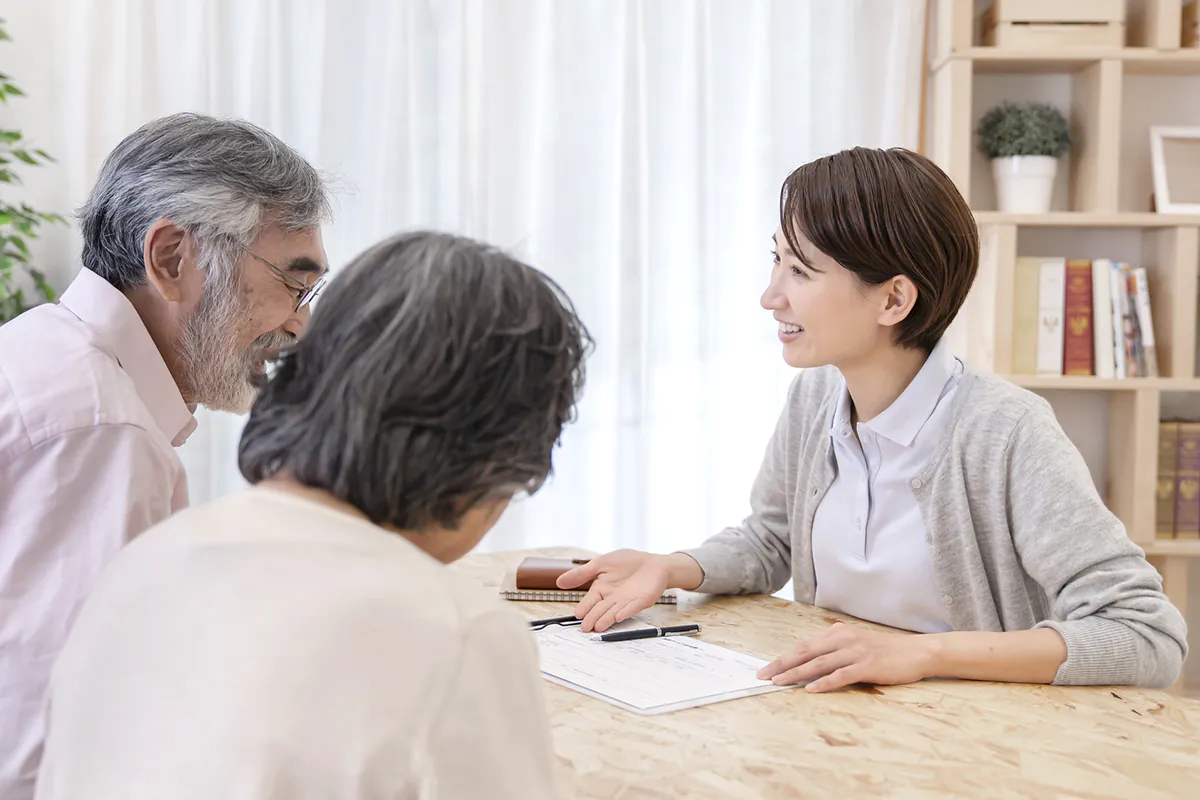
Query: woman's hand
756,623,937,693
556,549,703,632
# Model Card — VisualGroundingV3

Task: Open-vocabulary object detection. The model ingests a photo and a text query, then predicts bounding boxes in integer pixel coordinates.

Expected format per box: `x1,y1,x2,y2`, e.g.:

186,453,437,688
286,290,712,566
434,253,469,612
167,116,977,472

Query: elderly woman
35,231,592,800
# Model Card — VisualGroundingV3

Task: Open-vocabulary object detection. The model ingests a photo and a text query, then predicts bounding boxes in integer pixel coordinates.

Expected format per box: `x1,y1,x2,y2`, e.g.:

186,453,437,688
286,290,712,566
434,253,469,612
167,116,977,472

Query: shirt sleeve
416,608,558,800
678,374,800,596
0,424,180,797
1004,401,1189,688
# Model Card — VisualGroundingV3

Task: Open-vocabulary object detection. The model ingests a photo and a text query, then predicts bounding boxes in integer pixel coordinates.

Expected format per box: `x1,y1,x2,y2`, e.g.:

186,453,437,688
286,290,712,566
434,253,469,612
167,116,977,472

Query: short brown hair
780,147,978,352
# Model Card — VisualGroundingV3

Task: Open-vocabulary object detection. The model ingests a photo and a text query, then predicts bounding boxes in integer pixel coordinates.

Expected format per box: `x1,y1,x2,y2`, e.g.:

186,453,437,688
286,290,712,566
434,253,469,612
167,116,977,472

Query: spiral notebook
498,559,677,604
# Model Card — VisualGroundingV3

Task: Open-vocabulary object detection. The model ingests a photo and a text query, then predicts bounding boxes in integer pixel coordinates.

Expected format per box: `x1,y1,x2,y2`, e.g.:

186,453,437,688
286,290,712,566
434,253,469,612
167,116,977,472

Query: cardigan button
910,478,923,490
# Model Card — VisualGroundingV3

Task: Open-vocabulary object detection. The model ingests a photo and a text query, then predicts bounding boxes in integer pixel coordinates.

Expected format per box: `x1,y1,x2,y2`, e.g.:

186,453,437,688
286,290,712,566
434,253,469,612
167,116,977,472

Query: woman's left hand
756,622,937,693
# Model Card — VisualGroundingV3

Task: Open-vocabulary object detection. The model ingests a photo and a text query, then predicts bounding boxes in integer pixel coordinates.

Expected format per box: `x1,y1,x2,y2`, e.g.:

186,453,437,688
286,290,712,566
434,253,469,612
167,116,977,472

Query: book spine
1035,258,1065,376
1158,421,1180,539
1132,267,1158,377
1012,257,1043,375
1091,259,1114,379
1109,261,1126,378
1063,258,1094,376
1174,422,1200,540
1118,263,1141,378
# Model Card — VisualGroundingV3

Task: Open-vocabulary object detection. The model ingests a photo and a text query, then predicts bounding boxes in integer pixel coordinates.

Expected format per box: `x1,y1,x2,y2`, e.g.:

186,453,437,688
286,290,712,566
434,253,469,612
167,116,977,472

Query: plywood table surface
452,547,1200,799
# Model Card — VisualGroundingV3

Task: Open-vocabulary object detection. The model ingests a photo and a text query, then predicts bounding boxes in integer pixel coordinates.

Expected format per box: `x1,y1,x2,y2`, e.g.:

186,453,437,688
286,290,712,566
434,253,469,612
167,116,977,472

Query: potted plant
977,101,1072,214
0,17,66,325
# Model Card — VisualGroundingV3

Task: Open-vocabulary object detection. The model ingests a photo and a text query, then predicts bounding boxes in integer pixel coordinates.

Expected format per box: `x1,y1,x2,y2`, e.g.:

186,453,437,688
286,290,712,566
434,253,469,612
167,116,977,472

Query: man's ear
142,219,194,302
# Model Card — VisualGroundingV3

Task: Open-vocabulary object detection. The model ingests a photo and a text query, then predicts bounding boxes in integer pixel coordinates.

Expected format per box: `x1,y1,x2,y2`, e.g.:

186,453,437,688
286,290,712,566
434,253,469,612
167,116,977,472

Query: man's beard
177,279,295,414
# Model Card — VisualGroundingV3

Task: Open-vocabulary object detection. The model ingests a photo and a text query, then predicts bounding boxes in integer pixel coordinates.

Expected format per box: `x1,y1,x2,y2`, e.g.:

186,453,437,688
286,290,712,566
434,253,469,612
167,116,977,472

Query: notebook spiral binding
500,589,678,604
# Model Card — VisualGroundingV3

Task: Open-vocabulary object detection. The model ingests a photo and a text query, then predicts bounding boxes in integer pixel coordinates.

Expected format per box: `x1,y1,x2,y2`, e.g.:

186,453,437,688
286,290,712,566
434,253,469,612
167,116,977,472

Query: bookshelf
930,0,1200,695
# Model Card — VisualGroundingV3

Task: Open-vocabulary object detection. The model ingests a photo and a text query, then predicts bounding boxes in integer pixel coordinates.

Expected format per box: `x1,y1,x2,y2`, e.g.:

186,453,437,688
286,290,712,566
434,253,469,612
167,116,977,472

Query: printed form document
533,626,798,714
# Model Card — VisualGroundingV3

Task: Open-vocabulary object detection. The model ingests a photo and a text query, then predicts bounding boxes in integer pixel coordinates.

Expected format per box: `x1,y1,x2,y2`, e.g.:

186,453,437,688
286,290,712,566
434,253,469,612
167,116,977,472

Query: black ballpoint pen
599,624,700,642
529,615,583,630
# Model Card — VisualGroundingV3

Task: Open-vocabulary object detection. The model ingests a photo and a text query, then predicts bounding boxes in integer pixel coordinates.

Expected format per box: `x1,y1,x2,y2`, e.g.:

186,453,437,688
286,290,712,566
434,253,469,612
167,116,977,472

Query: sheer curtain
3,0,926,554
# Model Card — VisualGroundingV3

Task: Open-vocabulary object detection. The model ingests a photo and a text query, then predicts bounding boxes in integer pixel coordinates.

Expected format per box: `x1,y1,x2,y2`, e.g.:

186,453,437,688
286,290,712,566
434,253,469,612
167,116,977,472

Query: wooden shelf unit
930,0,1200,693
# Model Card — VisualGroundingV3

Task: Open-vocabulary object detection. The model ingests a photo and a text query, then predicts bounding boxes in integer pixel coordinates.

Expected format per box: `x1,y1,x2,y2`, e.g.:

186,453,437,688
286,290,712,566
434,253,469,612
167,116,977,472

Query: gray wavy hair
238,231,594,532
77,112,332,292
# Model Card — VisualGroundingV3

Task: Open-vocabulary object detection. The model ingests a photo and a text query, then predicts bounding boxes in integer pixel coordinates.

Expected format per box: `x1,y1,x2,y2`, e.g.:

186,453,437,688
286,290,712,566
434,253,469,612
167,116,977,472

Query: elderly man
0,112,331,798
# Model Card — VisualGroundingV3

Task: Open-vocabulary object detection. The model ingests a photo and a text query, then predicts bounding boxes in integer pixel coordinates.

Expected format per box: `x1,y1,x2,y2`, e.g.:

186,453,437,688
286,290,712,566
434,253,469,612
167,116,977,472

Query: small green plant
977,102,1072,160
0,17,66,324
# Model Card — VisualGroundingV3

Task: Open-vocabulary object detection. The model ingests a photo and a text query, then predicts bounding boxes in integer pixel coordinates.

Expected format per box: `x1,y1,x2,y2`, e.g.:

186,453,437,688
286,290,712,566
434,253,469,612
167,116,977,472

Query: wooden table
453,547,1200,799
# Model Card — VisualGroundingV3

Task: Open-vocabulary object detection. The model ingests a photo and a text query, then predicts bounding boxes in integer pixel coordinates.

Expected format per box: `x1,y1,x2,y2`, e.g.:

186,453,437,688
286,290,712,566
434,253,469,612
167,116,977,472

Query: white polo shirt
811,338,962,633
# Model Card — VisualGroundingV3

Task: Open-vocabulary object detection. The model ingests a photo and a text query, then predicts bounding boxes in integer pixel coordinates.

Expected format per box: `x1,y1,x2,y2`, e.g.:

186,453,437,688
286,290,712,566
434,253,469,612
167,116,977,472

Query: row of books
1013,257,1158,378
1157,421,1200,540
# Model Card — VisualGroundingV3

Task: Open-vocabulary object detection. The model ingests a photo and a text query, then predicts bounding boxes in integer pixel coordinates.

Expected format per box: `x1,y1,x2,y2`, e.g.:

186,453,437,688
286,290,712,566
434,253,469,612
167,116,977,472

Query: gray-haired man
0,112,332,798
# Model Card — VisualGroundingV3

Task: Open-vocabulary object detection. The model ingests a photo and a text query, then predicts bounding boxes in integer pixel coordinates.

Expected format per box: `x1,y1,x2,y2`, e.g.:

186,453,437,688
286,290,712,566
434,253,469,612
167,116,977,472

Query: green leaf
10,236,29,257
0,29,11,42
0,169,20,184
5,85,25,98
11,149,37,165
0,130,20,143
34,149,53,162
30,269,56,302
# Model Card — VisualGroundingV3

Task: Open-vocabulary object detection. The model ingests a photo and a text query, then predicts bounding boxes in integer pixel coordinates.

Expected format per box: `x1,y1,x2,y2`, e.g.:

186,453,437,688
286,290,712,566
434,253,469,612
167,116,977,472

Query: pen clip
529,615,583,631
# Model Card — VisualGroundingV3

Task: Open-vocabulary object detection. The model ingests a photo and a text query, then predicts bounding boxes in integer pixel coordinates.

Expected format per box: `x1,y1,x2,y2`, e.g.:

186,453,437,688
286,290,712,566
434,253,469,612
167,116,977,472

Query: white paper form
533,626,799,714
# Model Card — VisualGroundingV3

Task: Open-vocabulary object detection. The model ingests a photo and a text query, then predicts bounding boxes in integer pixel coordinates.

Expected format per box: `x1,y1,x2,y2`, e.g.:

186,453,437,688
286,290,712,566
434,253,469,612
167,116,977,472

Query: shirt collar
60,268,198,447
862,337,959,447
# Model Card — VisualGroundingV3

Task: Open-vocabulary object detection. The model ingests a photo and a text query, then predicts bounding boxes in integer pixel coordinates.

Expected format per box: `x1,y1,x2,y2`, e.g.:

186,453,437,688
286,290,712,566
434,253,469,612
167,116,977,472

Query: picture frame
1150,126,1200,214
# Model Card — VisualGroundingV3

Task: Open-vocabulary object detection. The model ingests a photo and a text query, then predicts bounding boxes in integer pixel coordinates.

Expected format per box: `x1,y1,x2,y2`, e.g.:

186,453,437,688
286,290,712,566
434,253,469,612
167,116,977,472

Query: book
499,557,679,604
1174,423,1200,540
1109,261,1127,378
1012,257,1042,374
1157,421,1180,539
1035,258,1065,376
1131,267,1158,378
1091,259,1115,379
1117,263,1143,377
1063,258,1093,376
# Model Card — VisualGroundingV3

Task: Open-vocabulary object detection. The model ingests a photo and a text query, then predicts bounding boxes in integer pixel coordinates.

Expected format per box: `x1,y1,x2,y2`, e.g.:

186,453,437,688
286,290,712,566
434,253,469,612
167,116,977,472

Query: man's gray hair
238,231,593,532
78,112,332,292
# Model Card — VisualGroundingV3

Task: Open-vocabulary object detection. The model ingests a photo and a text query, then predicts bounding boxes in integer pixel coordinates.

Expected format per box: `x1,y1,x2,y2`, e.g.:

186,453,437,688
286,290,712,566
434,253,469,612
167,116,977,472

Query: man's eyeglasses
230,241,326,312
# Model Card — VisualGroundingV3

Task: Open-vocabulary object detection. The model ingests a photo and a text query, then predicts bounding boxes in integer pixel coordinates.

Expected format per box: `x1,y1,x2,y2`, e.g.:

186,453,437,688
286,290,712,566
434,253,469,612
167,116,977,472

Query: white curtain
3,0,926,554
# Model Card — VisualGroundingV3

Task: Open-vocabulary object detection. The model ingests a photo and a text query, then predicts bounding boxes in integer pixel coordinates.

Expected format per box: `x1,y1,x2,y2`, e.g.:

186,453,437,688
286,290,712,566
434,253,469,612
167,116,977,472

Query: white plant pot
992,155,1058,213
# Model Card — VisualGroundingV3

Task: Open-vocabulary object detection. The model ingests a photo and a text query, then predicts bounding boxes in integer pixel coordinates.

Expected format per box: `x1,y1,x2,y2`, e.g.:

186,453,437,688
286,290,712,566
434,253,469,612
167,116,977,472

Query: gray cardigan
682,366,1188,688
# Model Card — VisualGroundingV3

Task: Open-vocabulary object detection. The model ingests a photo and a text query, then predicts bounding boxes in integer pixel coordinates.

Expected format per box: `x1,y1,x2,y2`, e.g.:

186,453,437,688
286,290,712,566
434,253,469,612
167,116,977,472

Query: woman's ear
877,275,918,328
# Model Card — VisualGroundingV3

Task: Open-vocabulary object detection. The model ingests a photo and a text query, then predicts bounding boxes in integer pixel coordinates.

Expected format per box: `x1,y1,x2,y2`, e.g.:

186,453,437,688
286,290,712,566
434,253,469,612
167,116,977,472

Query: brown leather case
514,557,593,590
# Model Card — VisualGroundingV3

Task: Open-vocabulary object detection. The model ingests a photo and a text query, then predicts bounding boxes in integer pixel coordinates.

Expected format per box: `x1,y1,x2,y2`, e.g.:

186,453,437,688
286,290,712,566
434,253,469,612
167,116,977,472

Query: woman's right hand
556,549,704,632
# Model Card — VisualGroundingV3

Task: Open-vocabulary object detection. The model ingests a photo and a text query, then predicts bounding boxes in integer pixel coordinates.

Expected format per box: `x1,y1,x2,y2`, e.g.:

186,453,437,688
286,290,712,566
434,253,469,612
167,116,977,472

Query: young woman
559,147,1187,693
36,231,591,800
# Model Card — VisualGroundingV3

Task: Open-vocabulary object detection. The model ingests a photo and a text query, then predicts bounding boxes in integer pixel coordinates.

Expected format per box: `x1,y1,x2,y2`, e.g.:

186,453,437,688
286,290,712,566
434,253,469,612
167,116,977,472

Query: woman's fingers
557,561,603,589
757,633,840,680
771,650,856,687
805,665,865,693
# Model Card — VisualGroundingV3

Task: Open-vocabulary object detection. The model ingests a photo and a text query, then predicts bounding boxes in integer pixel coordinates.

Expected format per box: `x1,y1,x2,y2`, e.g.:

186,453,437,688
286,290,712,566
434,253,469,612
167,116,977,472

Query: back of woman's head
238,230,593,531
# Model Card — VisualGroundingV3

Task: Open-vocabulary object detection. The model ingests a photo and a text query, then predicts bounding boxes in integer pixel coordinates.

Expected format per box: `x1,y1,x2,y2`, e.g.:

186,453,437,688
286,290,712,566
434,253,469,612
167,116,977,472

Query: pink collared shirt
0,268,196,800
